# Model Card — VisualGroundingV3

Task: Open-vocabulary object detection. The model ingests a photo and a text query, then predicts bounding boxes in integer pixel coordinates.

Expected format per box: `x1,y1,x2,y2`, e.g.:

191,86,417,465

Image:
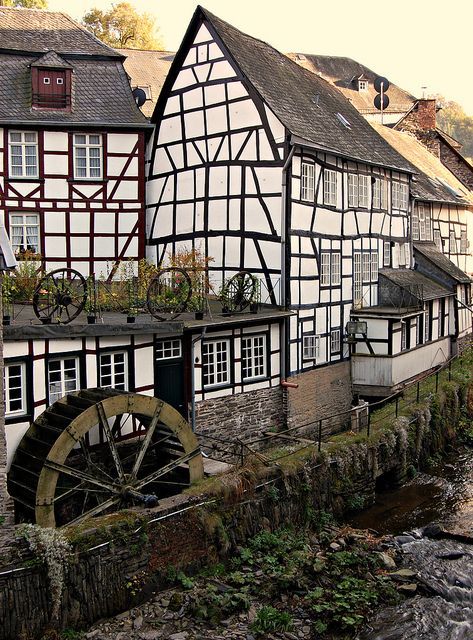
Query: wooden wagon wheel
146,267,192,321
220,271,256,313
8,389,203,527
33,268,87,324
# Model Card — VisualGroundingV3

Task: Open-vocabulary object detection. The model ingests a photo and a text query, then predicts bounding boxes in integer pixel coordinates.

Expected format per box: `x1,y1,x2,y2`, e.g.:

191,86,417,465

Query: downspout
280,144,295,400
409,195,416,269
191,326,207,432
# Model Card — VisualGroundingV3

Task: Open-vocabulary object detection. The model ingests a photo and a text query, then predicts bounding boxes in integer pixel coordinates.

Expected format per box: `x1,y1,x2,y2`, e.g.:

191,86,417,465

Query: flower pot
127,316,136,323
2,315,11,326
87,315,96,324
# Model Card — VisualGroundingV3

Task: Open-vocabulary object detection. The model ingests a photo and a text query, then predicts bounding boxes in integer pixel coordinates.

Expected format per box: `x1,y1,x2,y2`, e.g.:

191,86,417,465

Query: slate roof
371,123,473,205
0,8,149,127
117,49,175,119
380,268,452,301
414,243,471,283
31,50,72,69
163,7,414,173
0,7,120,57
285,54,417,116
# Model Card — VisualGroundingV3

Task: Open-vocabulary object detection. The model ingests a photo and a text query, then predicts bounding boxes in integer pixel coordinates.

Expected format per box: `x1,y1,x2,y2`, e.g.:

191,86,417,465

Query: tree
2,0,48,7
82,2,163,50
435,95,473,161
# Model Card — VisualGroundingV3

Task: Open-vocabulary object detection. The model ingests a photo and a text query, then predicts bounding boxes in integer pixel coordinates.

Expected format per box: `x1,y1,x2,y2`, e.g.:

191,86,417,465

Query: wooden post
416,381,420,403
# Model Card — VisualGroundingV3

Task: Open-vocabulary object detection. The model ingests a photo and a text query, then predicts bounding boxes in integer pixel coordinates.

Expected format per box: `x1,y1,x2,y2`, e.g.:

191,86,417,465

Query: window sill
7,177,43,182
242,375,268,383
68,178,108,184
5,412,30,424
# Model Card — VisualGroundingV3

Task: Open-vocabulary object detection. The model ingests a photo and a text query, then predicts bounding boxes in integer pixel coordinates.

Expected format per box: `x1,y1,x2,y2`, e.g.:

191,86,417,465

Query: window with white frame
383,241,391,266
9,213,40,253
434,229,442,250
4,362,26,417
241,334,266,380
373,177,387,209
358,79,368,91
9,131,38,178
156,339,182,360
362,252,371,282
392,181,408,210
331,253,341,285
48,356,80,404
353,253,362,304
320,252,340,286
412,208,419,240
424,306,431,342
330,329,341,354
202,339,230,387
301,162,315,201
358,174,369,208
460,228,468,253
303,335,319,360
323,169,337,205
99,352,127,390
450,231,457,253
73,133,102,179
398,243,407,267
418,203,432,240
371,251,379,280
348,173,358,207
320,252,331,286
401,322,407,351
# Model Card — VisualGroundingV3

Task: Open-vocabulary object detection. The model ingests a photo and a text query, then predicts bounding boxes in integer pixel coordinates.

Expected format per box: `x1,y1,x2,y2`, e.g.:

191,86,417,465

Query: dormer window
31,51,72,111
358,79,368,91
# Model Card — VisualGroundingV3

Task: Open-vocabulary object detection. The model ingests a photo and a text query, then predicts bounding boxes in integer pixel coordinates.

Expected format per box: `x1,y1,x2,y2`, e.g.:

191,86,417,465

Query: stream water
350,448,473,639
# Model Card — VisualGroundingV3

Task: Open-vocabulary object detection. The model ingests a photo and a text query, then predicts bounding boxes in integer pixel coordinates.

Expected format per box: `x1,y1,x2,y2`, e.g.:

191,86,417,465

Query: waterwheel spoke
130,403,163,479
96,402,125,482
79,438,114,481
66,496,120,526
44,459,118,492
134,448,201,489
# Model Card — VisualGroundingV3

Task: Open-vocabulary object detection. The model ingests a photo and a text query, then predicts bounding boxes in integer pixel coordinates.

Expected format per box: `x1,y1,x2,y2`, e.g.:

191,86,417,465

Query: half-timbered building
146,6,425,427
0,7,151,276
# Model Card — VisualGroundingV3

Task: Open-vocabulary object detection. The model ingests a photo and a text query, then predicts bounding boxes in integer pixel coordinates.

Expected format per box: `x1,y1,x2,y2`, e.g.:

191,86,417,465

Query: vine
20,524,72,621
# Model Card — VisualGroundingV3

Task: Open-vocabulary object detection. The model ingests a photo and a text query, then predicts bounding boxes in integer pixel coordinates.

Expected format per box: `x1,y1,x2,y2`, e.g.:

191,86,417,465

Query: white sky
48,0,473,115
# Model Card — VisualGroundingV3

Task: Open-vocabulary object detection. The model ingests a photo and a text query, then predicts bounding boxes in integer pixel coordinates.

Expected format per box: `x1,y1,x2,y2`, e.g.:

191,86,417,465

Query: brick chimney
397,99,440,156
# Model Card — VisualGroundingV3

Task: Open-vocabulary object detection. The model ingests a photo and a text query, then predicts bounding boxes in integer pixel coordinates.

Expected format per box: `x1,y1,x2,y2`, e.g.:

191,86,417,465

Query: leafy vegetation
436,95,473,161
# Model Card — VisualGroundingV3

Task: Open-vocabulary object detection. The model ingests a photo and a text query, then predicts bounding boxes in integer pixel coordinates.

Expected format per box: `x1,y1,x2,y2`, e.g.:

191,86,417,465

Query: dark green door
155,358,185,415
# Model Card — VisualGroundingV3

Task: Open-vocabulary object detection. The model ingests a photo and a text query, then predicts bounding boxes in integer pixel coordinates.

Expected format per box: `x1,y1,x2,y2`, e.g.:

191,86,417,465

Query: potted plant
85,275,98,324
1,272,15,325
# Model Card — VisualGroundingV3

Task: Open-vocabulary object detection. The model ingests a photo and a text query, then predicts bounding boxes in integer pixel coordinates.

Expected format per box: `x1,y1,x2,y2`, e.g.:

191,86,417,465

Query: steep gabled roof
117,48,175,119
31,50,72,69
285,54,417,115
414,243,471,283
156,7,414,173
0,6,121,58
371,123,473,206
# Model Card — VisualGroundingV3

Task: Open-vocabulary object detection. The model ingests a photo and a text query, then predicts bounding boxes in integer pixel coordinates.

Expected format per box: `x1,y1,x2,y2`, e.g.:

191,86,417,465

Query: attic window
358,79,368,91
43,78,50,85
32,68,71,110
336,113,351,129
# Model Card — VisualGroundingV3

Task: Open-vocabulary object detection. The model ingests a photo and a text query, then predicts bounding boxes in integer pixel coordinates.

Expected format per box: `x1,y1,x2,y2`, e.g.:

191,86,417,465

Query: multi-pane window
362,252,371,282
242,334,266,380
303,335,319,360
392,182,408,210
320,252,331,286
398,243,407,267
412,208,419,240
323,169,337,206
202,339,230,387
418,203,432,241
4,362,26,417
401,322,407,351
460,228,468,253
434,229,442,250
320,252,340,286
348,173,358,207
358,79,368,91
373,178,387,209
9,131,38,178
353,253,362,305
384,241,391,266
371,252,379,280
330,329,341,354
358,175,369,208
301,162,315,201
450,231,457,253
424,306,431,342
9,213,40,253
156,339,182,360
99,352,127,390
73,134,102,179
48,357,79,404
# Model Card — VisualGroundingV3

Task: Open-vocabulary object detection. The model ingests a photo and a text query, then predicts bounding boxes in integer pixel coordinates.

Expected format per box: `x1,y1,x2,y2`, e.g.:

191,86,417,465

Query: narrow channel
351,448,473,639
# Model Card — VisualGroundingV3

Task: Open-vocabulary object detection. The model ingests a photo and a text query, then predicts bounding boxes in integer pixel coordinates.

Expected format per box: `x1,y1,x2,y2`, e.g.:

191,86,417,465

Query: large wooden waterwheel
8,389,203,527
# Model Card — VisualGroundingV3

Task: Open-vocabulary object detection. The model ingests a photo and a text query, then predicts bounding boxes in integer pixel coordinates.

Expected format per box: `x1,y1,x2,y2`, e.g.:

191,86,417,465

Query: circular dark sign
132,87,147,107
374,93,390,110
374,76,390,93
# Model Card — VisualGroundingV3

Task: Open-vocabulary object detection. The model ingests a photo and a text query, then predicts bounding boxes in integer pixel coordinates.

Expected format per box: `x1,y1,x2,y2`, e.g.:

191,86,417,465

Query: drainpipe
280,144,295,427
191,326,206,432
409,195,416,269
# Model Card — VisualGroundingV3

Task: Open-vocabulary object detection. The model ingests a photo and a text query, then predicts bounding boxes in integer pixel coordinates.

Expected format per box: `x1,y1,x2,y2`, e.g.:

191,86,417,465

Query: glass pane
24,132,37,143
9,132,22,142
89,135,100,145
75,135,86,145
